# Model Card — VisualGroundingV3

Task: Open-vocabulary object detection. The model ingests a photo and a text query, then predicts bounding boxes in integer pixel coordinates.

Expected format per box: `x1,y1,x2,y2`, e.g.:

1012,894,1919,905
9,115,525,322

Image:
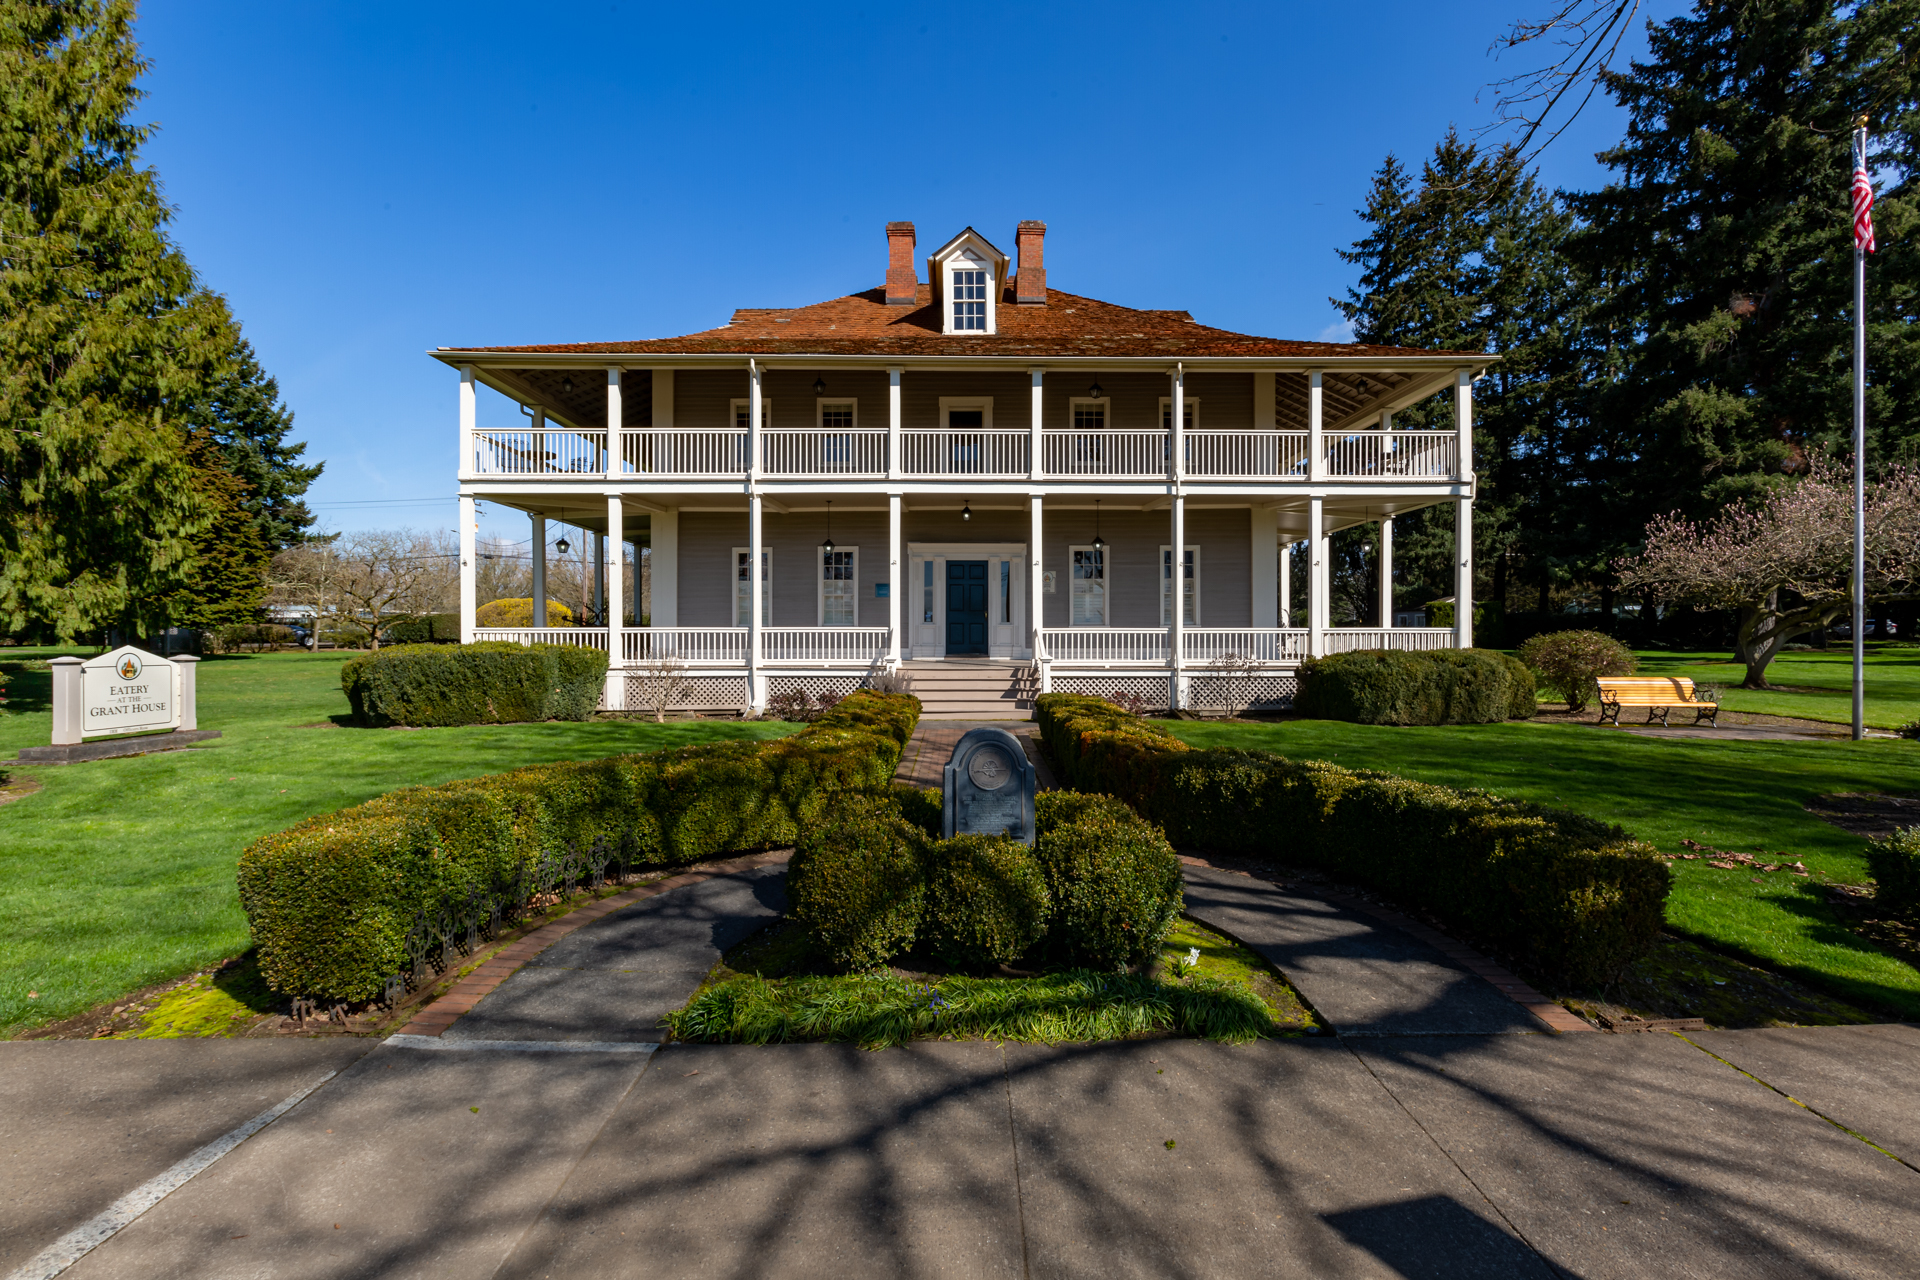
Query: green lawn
1166,717,1920,1018
1630,644,1920,730
0,650,796,1036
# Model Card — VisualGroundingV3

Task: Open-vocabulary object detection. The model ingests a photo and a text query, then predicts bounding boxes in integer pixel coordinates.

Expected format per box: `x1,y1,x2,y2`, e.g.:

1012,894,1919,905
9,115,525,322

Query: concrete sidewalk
36,1031,1920,1279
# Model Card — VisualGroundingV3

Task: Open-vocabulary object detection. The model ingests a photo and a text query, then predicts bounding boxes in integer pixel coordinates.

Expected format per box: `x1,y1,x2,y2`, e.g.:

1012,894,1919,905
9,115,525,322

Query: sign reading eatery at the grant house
80,646,180,737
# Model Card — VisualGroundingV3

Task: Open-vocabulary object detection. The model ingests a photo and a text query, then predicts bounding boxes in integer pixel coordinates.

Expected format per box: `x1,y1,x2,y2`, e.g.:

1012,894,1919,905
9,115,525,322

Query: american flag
1852,144,1876,253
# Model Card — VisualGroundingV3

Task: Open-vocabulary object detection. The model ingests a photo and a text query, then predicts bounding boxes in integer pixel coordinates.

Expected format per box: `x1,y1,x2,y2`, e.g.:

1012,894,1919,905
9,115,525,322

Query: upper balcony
464,425,1461,484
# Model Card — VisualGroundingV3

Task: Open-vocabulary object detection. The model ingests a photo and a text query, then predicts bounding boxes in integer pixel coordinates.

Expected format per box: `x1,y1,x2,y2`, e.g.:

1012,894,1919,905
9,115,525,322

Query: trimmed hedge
383,613,461,645
787,785,1182,973
1036,692,1669,986
1032,791,1184,969
1867,827,1920,919
789,793,928,968
340,642,609,727
1294,648,1536,725
238,690,921,999
921,835,1051,967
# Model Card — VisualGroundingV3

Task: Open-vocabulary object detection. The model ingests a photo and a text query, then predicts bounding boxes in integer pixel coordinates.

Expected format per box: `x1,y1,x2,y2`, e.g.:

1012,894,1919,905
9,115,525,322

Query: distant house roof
442,286,1484,363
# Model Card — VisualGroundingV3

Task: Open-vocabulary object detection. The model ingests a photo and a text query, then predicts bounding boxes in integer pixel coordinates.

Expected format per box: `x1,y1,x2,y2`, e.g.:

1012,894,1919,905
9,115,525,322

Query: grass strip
662,968,1278,1050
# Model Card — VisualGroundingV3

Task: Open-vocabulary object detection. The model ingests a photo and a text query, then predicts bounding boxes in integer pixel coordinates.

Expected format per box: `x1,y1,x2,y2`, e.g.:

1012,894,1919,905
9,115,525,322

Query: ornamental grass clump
1517,630,1638,713
663,968,1274,1049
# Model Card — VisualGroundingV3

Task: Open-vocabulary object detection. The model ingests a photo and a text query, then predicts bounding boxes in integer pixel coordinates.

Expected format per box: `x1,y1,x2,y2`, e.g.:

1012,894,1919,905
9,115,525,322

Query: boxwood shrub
1032,791,1184,969
1036,692,1668,986
1867,827,1920,919
789,793,928,969
921,834,1051,967
1294,648,1536,725
340,642,609,727
238,690,921,999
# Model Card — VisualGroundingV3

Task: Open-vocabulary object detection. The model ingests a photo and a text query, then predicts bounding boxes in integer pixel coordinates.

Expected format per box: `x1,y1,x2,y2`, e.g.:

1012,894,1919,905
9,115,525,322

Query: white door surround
906,541,1029,660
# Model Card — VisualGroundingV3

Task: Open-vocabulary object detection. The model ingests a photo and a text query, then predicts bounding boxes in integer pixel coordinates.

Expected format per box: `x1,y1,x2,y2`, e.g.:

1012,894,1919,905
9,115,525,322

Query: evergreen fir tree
0,0,233,639
179,334,321,552
1566,0,1920,531
151,431,269,629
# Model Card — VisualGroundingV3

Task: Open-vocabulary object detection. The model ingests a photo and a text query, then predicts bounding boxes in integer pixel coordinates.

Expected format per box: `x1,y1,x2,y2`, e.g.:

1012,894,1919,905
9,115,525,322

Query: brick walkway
893,720,1058,791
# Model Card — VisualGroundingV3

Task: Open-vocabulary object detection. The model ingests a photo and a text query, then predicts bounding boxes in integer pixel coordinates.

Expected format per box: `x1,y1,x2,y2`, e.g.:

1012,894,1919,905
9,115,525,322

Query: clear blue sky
133,0,1679,543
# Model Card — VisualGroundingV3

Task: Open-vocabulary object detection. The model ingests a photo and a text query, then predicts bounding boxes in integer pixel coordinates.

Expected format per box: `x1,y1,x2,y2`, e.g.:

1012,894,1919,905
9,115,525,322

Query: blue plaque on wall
875,583,889,598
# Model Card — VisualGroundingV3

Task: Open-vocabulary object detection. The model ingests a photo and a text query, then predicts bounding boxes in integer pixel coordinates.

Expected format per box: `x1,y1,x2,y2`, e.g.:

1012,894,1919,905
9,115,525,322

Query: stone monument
941,726,1037,845
18,644,220,763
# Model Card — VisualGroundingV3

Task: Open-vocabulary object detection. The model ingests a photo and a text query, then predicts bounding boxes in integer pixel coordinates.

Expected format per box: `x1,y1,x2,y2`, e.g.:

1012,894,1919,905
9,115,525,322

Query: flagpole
1852,118,1869,742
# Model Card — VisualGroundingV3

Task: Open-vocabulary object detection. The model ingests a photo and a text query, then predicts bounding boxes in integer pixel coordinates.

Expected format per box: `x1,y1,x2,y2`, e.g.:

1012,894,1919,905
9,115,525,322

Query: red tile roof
450,286,1484,361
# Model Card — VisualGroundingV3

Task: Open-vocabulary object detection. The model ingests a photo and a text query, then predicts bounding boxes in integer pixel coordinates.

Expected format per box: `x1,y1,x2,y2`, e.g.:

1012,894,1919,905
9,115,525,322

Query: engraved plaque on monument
941,727,1037,845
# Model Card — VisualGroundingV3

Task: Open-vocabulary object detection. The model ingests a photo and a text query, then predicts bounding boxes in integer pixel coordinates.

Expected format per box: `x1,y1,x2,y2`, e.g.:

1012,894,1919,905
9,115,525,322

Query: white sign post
33,645,211,763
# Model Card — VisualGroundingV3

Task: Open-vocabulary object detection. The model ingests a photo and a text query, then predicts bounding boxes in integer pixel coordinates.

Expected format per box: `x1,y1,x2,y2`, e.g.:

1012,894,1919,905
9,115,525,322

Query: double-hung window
1068,398,1109,471
1070,546,1106,626
820,547,858,626
732,548,770,626
818,400,856,470
952,270,987,331
1160,546,1200,626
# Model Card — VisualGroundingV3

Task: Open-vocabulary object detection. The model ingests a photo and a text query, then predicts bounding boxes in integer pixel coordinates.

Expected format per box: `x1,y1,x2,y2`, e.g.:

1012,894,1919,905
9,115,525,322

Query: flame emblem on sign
116,654,142,681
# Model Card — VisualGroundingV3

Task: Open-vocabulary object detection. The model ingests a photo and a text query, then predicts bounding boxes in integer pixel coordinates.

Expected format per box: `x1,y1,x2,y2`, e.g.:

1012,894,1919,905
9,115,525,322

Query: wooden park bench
1595,677,1719,727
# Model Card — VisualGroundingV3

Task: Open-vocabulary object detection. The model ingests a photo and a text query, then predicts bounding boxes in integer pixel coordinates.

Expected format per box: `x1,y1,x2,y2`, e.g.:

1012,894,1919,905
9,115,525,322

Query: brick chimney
885,222,918,306
1015,220,1047,304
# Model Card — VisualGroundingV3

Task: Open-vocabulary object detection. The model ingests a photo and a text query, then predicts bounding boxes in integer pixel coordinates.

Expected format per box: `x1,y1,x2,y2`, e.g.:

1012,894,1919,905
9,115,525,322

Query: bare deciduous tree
329,530,455,649
1205,651,1268,719
1483,0,1644,161
1616,458,1920,688
634,653,691,723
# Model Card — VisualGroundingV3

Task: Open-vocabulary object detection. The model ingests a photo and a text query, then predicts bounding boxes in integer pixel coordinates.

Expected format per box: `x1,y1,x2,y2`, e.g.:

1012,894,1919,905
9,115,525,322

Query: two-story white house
437,221,1488,717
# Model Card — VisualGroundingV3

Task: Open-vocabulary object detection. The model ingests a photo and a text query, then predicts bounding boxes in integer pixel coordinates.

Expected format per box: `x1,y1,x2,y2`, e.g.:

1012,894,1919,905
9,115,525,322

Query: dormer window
929,228,1009,336
953,270,988,331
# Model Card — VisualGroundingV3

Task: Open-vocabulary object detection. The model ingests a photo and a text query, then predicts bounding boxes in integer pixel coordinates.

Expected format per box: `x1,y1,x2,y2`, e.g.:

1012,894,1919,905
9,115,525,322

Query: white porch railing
901,429,1030,477
619,429,750,477
760,429,889,476
760,627,892,664
1183,629,1310,663
473,627,610,649
1040,628,1170,665
1321,627,1457,653
472,429,607,475
1041,430,1168,478
1184,431,1310,479
623,627,749,665
1323,431,1458,478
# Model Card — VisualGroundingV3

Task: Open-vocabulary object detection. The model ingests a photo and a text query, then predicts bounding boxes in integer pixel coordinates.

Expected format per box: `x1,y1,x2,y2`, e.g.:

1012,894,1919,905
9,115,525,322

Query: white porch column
1170,364,1186,481
748,490,765,710
1307,369,1325,481
1454,367,1473,483
1028,367,1044,481
530,512,547,625
1307,496,1326,657
1029,495,1046,681
887,492,903,664
651,368,674,429
649,508,678,626
605,367,622,477
458,365,476,477
1379,517,1395,628
1454,367,1475,648
458,494,477,644
887,367,903,480
605,495,625,709
1455,499,1474,649
1280,541,1293,628
592,531,606,624
1250,505,1279,628
748,360,763,480
1169,492,1186,709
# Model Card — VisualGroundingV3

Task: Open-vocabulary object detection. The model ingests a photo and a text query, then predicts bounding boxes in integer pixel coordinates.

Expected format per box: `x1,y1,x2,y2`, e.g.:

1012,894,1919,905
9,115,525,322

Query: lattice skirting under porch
620,674,750,713
766,675,864,702
1185,673,1299,712
1050,672,1299,713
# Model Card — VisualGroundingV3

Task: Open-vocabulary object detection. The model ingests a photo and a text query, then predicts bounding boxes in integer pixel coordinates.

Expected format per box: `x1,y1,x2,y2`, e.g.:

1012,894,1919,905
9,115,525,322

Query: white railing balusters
1182,431,1311,479
1322,431,1457,479
1320,628,1457,653
758,429,889,477
472,627,610,650
471,430,608,476
759,627,892,664
1039,629,1171,665
1040,430,1169,478
618,430,751,477
1181,629,1310,662
900,430,1029,478
624,627,750,665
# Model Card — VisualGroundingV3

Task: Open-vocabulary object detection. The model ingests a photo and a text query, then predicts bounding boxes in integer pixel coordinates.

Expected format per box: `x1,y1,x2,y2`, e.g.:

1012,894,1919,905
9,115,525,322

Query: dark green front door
946,561,989,655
